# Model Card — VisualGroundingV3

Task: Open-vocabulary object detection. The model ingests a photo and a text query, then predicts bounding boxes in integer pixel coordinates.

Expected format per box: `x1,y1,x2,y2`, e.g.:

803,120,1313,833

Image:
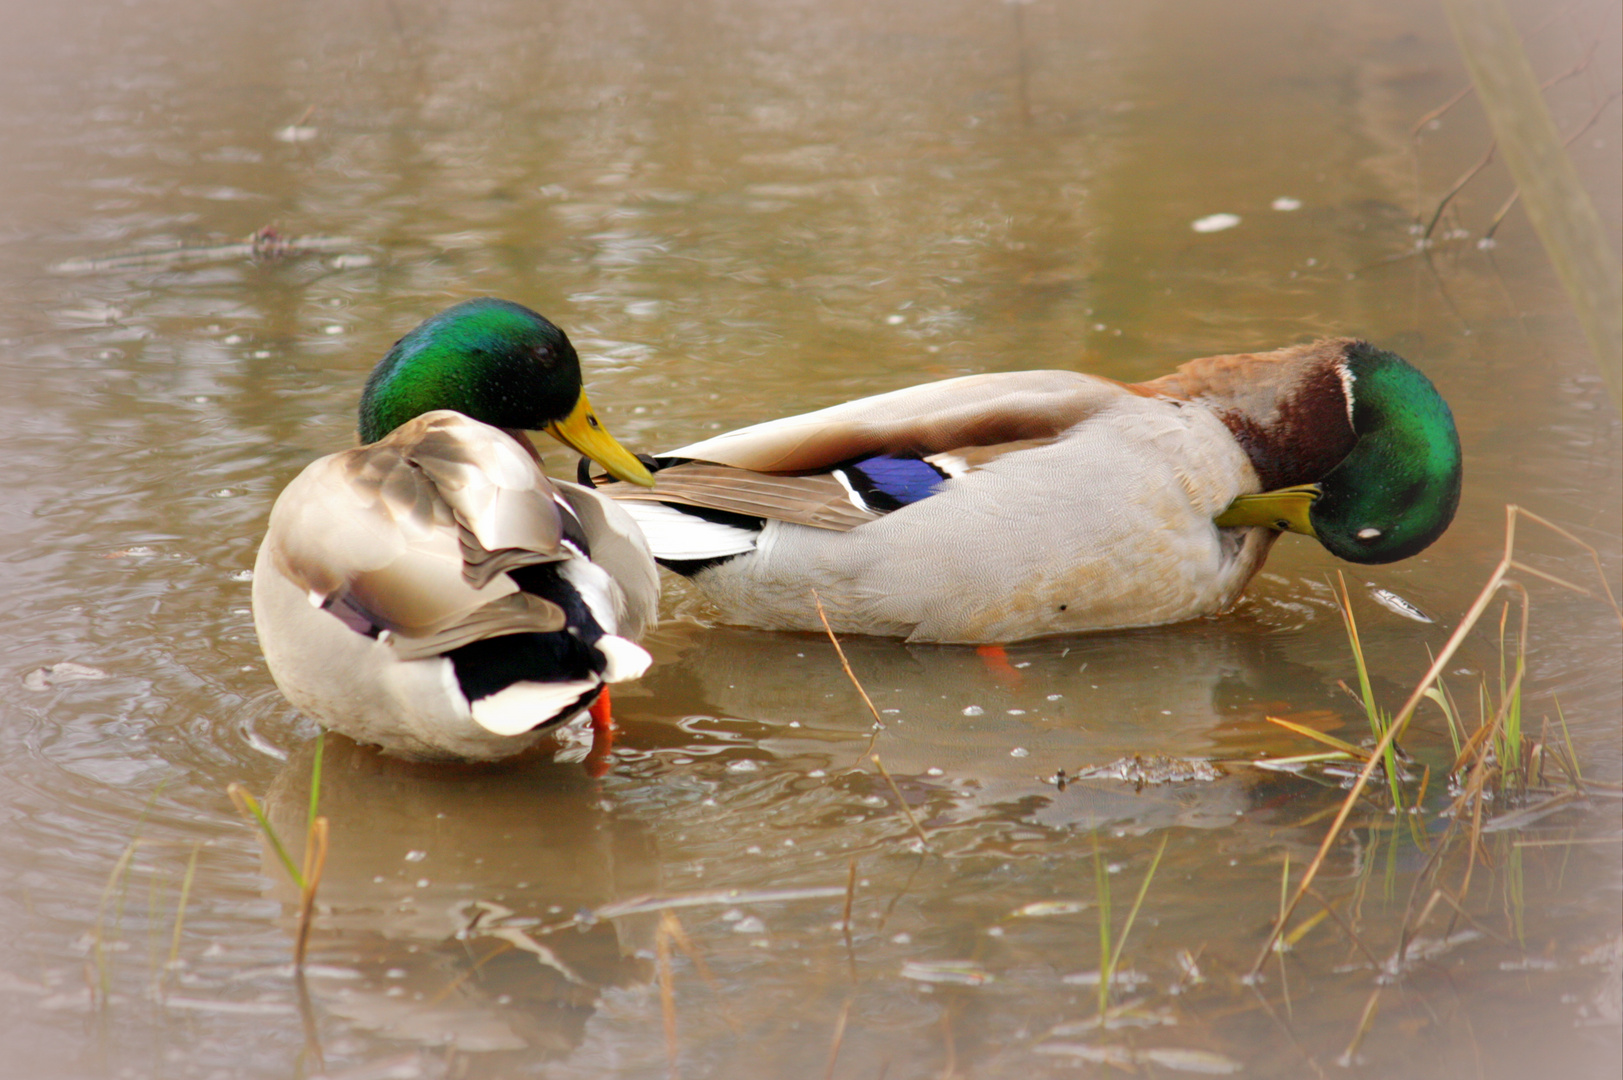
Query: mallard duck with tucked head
253,299,659,762
599,338,1461,644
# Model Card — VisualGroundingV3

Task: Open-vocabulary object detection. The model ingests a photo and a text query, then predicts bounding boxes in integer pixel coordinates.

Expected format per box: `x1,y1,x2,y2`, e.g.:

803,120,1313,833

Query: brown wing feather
605,463,881,532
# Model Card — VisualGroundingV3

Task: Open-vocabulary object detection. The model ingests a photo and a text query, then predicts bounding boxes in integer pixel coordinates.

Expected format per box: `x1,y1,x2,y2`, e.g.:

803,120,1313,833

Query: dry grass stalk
1303,885,1381,970
811,592,887,734
657,910,680,1080
812,592,932,851
1338,985,1384,1068
293,818,329,969
1250,505,1620,977
647,908,737,1072
824,997,853,1080
294,970,326,1075
660,910,741,1036
842,857,859,983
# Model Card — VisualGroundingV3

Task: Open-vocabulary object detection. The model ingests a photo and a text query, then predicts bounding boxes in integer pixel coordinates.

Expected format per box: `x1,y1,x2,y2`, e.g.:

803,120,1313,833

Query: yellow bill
1214,483,1320,535
543,391,656,487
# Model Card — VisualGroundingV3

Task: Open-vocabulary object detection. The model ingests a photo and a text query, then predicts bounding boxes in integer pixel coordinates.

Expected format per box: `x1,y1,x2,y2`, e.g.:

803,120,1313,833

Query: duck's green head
358,298,653,485
1217,343,1461,564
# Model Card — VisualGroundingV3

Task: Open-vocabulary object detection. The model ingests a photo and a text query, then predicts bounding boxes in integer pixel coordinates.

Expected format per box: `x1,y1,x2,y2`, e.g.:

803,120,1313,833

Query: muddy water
1,0,1618,1076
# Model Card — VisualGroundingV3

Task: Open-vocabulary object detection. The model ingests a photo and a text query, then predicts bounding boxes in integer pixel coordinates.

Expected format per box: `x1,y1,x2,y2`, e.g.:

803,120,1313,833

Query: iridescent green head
1309,343,1461,563
1216,342,1461,564
358,298,652,485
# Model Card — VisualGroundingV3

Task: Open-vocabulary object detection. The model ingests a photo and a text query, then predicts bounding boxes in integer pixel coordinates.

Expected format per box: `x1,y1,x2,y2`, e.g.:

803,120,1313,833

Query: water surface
1,0,1619,1077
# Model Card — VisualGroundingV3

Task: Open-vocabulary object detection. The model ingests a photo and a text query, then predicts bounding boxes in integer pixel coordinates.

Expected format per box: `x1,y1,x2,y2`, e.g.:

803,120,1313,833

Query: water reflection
261,736,656,1059
625,619,1349,836
0,0,1617,1074
240,647,1365,1074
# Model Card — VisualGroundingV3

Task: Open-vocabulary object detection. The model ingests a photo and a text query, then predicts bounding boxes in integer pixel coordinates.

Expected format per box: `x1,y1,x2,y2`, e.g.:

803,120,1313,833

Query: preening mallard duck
252,298,659,762
598,338,1461,644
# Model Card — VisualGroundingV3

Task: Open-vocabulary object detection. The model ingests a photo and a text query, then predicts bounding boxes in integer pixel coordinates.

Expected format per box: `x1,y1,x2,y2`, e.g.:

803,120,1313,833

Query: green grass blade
1555,699,1582,786
1108,834,1168,977
1093,834,1112,1016
306,733,325,834
228,783,304,891
1265,715,1370,759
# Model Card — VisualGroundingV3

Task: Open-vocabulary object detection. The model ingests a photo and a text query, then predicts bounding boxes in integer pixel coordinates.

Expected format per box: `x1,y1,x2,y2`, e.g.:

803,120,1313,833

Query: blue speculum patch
843,455,948,511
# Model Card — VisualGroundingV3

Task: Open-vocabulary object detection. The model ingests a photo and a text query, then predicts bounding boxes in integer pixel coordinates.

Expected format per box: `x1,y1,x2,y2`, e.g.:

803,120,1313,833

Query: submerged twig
1441,0,1623,410
869,754,931,851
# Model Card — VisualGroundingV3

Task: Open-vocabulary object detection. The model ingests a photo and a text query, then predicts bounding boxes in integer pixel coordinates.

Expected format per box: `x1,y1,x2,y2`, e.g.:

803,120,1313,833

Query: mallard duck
252,298,660,762
597,338,1461,644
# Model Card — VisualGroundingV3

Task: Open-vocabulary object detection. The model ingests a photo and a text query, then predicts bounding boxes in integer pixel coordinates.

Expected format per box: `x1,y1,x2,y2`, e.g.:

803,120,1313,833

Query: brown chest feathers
1135,338,1359,489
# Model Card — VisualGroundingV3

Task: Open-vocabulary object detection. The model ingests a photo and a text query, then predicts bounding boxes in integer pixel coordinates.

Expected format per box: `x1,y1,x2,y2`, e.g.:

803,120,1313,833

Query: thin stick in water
812,592,931,850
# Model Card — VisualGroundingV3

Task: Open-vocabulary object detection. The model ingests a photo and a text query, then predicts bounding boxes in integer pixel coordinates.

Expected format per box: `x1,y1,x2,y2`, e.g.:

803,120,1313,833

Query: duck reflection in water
259,735,658,1059
621,613,1364,838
